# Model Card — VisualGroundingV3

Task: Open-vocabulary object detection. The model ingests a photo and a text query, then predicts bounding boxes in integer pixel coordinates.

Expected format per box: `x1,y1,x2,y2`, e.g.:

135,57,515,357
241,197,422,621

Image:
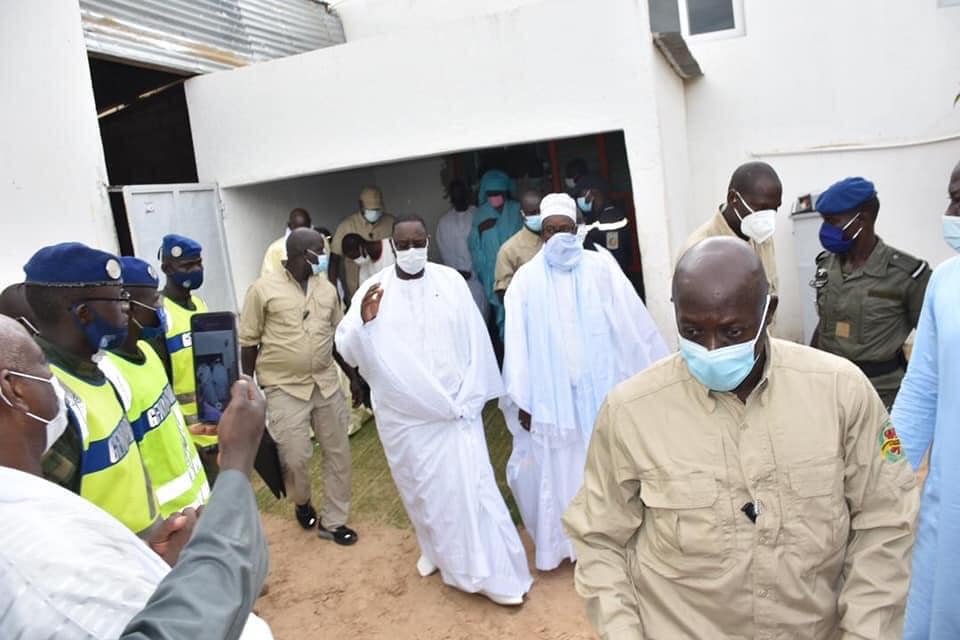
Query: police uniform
575,175,633,275
25,243,160,535
104,257,210,518
159,234,215,449
812,179,930,409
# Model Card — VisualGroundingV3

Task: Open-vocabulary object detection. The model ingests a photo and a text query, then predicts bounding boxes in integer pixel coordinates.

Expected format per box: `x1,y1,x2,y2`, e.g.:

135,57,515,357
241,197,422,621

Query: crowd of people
2,155,959,639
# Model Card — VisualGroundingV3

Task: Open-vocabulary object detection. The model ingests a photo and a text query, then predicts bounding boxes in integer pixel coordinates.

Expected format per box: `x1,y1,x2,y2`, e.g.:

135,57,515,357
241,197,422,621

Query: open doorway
220,130,644,307
88,57,199,256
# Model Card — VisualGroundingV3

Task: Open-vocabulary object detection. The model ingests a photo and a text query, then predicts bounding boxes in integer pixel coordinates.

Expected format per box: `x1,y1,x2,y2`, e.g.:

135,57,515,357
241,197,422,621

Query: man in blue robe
892,160,960,639
468,170,522,348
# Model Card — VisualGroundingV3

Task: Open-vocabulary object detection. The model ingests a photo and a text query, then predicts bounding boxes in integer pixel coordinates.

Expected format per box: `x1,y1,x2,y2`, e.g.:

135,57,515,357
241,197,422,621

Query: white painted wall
186,0,682,337
333,0,545,41
684,0,960,340
0,0,114,288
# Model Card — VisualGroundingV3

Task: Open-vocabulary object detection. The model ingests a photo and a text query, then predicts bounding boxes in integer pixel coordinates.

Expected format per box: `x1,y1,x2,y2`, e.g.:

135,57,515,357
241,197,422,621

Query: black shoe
318,523,358,546
295,503,317,530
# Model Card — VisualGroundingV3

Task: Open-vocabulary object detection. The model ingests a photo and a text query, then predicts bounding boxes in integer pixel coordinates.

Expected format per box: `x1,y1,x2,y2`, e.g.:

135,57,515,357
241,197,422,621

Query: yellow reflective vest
162,294,216,447
105,342,210,517
51,364,159,535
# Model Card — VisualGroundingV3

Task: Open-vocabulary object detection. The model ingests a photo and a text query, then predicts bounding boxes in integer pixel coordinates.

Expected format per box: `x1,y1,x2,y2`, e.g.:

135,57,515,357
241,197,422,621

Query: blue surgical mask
819,213,861,254
543,232,583,271
172,269,203,290
131,300,168,340
73,306,129,353
311,254,329,276
576,196,592,214
524,214,542,233
943,215,960,253
678,296,771,392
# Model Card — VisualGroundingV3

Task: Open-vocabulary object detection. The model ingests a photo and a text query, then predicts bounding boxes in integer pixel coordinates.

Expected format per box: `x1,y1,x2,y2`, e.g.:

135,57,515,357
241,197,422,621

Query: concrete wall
0,1,114,288
186,0,682,337
333,0,544,40
684,0,960,340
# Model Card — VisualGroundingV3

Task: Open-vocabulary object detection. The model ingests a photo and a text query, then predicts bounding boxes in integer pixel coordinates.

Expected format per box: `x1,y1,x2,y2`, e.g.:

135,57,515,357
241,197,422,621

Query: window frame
677,0,746,42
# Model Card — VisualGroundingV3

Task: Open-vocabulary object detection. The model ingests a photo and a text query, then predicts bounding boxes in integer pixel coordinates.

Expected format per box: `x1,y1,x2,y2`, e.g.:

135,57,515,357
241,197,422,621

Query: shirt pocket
636,472,734,578
268,299,305,330
860,288,905,351
785,457,848,559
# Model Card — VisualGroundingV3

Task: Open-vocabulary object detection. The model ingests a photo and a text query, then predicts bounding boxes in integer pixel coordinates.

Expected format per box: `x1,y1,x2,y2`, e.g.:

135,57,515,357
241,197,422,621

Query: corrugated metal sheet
80,0,345,75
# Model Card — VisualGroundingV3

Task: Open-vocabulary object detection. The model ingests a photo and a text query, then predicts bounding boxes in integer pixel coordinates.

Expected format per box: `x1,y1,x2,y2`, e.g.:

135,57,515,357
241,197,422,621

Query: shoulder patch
889,251,927,279
879,419,905,463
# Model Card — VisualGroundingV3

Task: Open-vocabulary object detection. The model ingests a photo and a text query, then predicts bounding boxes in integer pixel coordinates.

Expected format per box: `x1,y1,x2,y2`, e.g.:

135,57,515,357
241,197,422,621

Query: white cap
540,193,577,223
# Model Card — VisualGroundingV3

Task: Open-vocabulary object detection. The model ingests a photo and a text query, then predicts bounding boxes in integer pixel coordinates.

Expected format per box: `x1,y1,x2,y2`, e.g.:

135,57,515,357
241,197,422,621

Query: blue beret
160,234,202,260
815,177,877,215
23,242,123,287
119,256,159,288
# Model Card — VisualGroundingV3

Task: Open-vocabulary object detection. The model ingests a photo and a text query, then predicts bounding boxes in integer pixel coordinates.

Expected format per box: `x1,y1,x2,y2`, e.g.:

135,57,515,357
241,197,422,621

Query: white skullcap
540,193,577,223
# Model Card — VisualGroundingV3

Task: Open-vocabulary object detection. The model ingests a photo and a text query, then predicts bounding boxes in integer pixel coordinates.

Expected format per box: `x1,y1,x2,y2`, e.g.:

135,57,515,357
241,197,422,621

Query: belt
854,350,907,378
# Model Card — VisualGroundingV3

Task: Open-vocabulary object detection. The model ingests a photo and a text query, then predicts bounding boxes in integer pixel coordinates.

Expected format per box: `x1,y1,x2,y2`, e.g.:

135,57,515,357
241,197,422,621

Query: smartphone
191,312,240,424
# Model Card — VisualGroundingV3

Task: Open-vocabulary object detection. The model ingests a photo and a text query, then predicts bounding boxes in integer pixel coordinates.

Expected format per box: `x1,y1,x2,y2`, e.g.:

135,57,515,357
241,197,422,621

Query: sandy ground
255,513,596,640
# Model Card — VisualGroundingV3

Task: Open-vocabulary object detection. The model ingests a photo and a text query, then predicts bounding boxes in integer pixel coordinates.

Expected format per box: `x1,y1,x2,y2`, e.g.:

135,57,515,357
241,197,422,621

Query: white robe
336,264,532,598
502,248,669,571
0,466,271,640
436,206,488,317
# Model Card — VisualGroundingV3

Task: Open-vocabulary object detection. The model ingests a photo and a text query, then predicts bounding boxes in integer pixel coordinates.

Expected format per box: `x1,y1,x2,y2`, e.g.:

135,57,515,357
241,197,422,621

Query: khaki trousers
265,385,351,528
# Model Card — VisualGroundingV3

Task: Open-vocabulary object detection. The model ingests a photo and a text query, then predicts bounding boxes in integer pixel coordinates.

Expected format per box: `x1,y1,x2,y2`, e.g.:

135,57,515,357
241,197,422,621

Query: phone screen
191,312,240,424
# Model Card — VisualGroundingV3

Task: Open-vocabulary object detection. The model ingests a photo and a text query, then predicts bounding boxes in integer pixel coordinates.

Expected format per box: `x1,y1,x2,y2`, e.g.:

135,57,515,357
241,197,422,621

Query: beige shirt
332,211,396,295
682,209,779,295
260,235,286,278
563,338,918,640
239,269,343,401
494,228,543,293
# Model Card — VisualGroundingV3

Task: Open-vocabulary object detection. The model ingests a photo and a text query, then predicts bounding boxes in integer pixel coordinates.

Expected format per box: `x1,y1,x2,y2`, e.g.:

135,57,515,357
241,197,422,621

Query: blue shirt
891,255,960,639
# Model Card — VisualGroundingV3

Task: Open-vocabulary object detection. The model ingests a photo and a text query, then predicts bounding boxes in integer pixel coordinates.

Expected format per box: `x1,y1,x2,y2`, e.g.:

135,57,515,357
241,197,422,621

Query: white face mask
393,240,429,275
0,371,69,454
732,190,777,243
363,208,383,224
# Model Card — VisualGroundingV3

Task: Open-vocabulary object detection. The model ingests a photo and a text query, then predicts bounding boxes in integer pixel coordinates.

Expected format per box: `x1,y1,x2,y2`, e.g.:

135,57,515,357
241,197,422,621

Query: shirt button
757,590,768,598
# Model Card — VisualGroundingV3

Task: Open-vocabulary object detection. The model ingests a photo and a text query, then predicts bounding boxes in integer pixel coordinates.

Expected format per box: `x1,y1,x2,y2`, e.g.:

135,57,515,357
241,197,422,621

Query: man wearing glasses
240,228,358,545
21,243,169,541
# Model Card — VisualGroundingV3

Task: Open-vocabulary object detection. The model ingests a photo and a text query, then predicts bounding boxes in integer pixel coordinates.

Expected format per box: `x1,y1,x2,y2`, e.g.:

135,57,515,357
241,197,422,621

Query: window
678,0,745,40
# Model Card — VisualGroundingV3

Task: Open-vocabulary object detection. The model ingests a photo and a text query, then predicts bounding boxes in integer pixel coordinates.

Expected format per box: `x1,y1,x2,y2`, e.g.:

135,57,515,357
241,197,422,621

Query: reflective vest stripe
129,384,178,441
155,454,206,506
80,415,135,474
166,332,190,355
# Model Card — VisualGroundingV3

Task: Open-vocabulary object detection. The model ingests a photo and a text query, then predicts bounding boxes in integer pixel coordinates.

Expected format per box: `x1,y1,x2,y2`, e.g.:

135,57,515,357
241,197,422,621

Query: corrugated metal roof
80,0,345,75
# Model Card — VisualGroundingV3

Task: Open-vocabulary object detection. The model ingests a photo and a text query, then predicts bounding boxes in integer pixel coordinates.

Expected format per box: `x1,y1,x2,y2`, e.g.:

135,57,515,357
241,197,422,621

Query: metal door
122,184,237,313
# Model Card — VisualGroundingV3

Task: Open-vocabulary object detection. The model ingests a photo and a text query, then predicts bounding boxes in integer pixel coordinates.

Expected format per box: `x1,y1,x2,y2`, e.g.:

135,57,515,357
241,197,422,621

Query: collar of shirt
862,236,892,278
35,335,104,383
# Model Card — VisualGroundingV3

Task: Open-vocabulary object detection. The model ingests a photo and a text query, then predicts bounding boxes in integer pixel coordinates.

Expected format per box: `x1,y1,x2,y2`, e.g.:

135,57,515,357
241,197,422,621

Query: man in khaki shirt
564,237,919,640
240,228,358,545
329,186,396,299
494,189,544,299
260,207,312,277
681,161,782,295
